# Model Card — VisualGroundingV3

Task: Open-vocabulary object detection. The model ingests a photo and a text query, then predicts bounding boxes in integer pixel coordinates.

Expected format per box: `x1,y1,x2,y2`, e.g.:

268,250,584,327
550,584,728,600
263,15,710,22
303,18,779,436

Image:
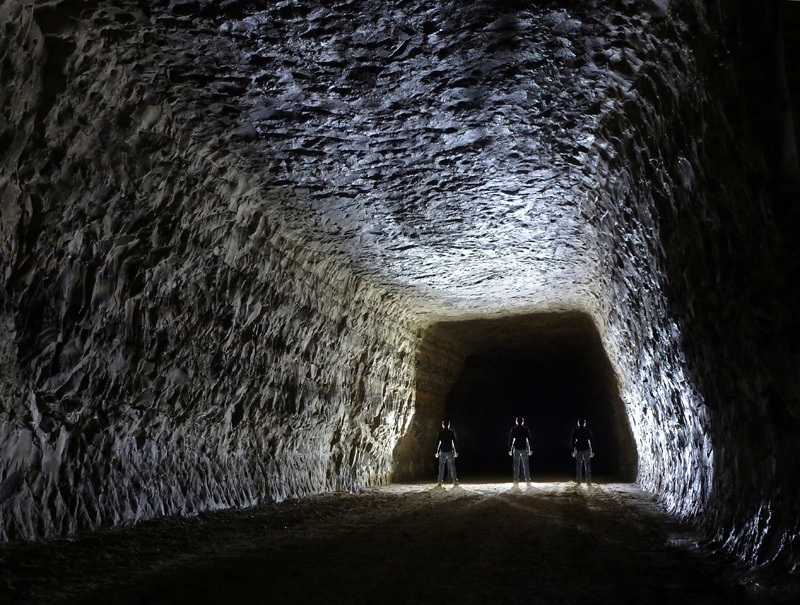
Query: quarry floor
1,479,794,604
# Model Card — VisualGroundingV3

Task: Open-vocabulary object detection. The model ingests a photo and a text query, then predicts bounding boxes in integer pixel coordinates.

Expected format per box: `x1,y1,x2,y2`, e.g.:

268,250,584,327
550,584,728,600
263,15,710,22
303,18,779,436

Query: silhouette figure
572,418,594,485
508,416,532,484
435,420,459,485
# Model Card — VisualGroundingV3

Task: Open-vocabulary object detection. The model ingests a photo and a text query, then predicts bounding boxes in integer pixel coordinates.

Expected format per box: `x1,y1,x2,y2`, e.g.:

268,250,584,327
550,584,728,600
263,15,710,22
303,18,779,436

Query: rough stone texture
95,0,618,317
582,0,800,570
0,0,417,540
392,323,464,482
1,0,799,581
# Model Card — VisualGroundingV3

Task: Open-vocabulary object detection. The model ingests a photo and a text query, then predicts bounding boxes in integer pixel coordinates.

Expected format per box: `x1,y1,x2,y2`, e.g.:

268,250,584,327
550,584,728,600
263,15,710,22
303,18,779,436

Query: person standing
572,418,594,485
435,420,459,486
508,416,532,484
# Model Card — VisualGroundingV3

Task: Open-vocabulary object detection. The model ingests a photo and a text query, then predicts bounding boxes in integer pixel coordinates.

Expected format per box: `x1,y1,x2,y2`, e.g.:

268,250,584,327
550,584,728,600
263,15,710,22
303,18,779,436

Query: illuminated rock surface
1,0,799,585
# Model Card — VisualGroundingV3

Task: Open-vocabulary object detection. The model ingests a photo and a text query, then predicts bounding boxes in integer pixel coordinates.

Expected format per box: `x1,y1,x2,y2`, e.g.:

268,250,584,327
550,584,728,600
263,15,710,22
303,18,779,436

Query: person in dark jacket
572,418,594,484
508,416,532,484
435,420,458,485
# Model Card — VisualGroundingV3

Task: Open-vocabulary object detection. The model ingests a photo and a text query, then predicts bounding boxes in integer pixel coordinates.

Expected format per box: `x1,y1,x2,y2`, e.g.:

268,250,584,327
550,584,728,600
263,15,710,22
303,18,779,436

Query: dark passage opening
439,312,637,481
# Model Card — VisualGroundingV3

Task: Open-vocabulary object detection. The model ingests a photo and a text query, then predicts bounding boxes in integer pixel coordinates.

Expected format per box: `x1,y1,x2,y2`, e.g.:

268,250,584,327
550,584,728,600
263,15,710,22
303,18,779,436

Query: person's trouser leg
520,452,530,481
445,452,458,483
513,450,521,482
576,450,591,484
438,453,446,483
584,452,592,484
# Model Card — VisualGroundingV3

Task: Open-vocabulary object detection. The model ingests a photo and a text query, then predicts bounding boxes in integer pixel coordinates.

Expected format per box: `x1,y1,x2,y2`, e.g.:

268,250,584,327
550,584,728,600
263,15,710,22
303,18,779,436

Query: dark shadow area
439,312,637,481
0,485,767,604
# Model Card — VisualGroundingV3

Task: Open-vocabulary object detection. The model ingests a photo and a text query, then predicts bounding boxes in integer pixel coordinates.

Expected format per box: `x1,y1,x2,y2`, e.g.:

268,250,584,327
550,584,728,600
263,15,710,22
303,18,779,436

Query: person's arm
589,430,594,457
452,432,458,457
526,430,532,455
435,438,441,458
508,430,514,455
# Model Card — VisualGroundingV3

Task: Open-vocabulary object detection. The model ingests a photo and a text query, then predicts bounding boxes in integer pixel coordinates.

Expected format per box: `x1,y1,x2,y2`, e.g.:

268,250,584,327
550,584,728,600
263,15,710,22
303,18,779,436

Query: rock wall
393,323,465,482
581,2,715,522
585,0,800,570
0,0,416,541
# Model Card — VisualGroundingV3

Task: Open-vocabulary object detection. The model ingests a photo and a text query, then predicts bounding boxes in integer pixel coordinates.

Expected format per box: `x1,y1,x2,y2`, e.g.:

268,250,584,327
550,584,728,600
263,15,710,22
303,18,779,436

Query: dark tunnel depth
435,313,637,481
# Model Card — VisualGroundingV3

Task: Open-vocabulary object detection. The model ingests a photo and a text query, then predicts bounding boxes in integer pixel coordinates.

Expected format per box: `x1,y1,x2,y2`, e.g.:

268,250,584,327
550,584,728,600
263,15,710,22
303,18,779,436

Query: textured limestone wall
393,324,465,482
666,0,800,569
580,4,715,521
0,0,416,540
583,0,800,570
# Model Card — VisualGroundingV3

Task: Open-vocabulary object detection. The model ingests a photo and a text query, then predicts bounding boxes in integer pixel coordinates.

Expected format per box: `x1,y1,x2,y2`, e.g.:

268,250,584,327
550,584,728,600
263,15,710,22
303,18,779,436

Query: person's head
516,416,524,425
578,418,587,427
442,420,450,429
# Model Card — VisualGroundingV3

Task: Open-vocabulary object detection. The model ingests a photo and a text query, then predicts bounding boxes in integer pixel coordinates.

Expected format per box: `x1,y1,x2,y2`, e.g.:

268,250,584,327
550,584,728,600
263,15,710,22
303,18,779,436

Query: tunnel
2,0,800,599
397,312,637,481
439,313,636,480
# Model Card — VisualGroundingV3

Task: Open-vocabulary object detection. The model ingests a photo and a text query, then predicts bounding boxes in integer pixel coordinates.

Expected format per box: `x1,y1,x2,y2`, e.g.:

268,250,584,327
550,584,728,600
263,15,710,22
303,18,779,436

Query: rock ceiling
94,0,655,319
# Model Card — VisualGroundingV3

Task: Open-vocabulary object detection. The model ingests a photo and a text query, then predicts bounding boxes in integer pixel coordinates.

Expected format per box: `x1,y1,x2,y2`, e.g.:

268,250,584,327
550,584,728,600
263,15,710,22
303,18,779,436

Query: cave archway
403,312,637,482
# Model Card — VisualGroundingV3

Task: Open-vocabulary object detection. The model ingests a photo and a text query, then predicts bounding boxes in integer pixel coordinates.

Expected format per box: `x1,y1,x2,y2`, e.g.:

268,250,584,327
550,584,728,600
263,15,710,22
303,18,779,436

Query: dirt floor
2,479,798,604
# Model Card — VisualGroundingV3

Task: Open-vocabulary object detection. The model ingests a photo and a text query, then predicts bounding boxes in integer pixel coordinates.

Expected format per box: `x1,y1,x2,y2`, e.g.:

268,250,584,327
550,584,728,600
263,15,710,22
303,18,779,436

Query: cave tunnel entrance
431,312,637,482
